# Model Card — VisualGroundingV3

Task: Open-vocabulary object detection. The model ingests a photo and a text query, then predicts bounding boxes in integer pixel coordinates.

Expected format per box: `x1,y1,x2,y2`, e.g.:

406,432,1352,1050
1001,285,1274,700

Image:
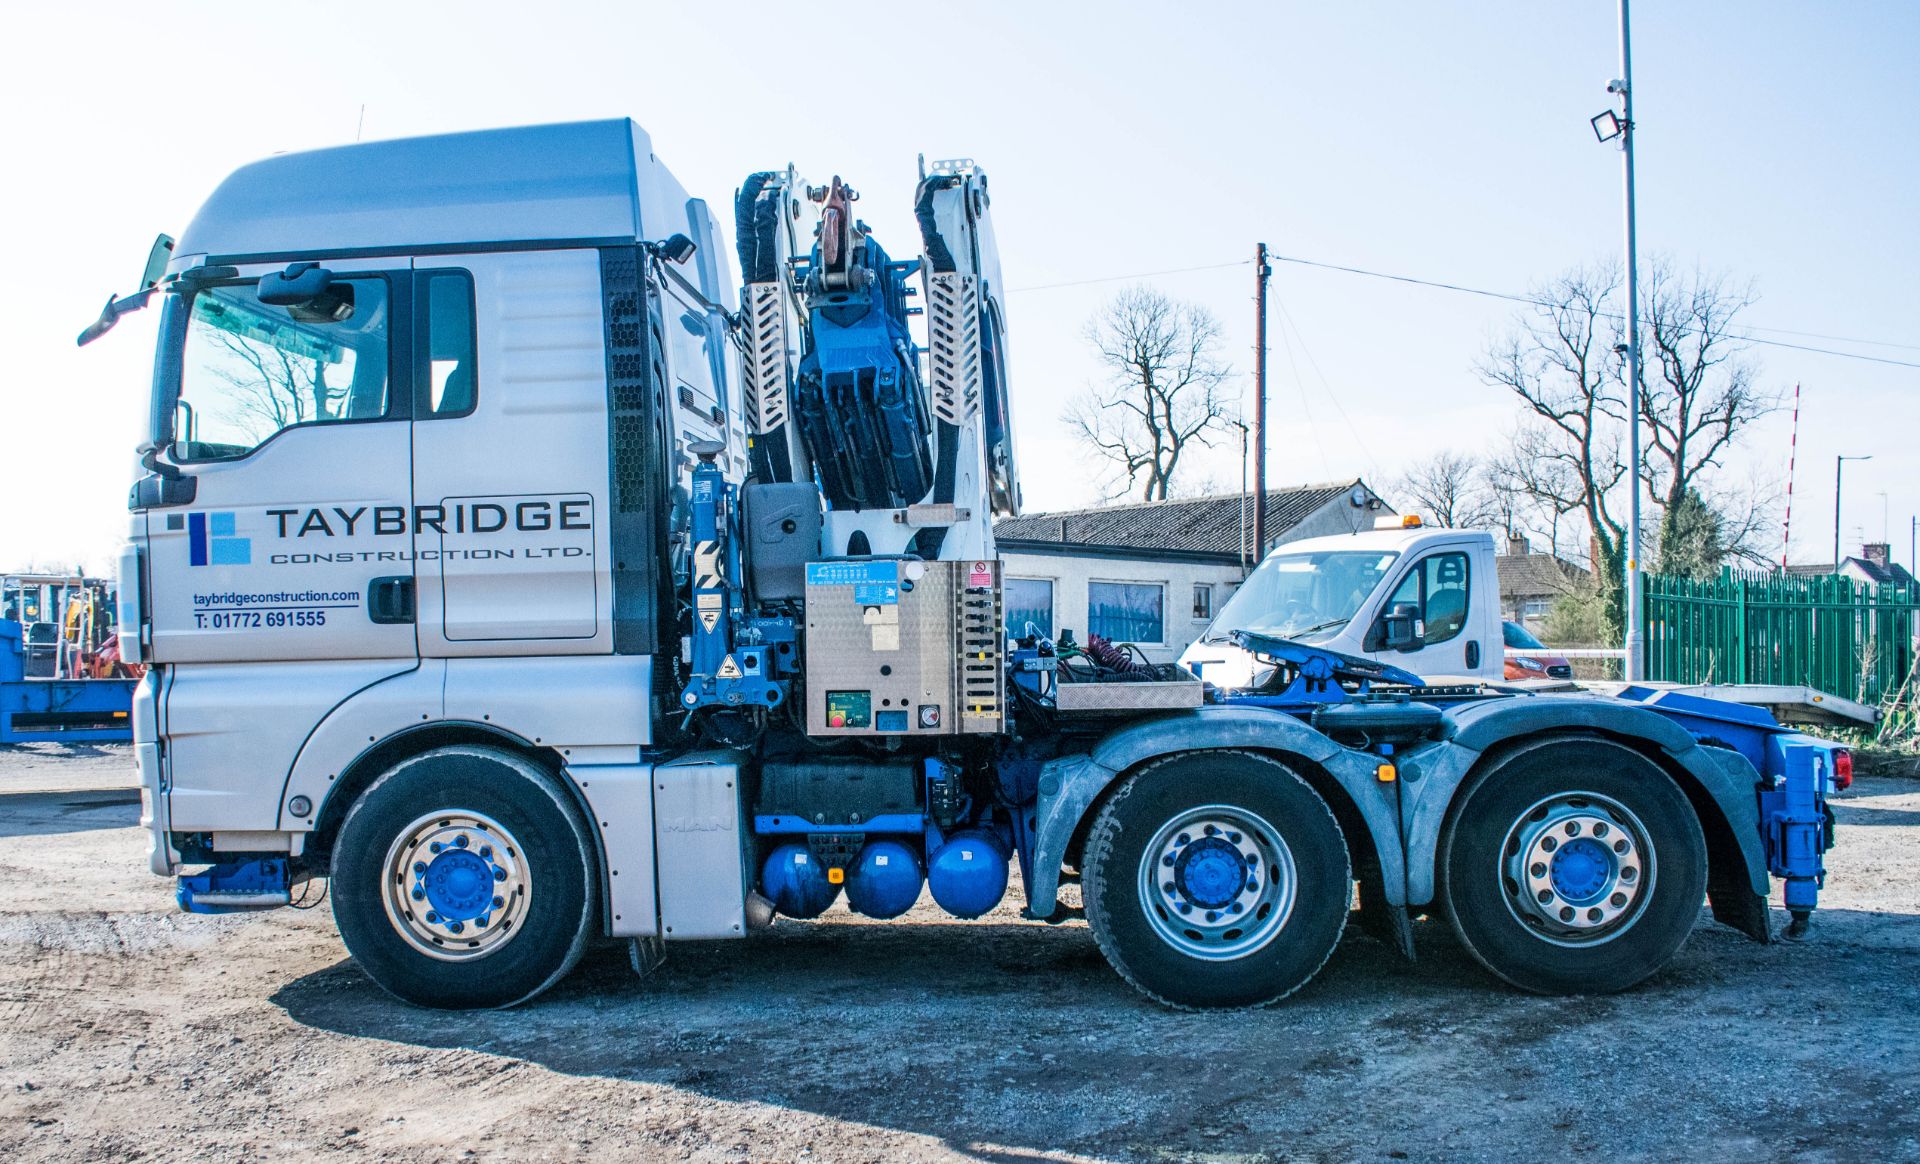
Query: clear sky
3,1,1914,576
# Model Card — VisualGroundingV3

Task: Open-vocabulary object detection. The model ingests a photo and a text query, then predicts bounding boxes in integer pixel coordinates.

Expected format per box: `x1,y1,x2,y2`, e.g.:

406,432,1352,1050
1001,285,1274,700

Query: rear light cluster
1833,749,1853,792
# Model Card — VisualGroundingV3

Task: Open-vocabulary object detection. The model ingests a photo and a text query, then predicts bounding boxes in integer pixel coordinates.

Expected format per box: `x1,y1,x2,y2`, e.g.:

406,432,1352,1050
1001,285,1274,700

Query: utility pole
1252,242,1271,563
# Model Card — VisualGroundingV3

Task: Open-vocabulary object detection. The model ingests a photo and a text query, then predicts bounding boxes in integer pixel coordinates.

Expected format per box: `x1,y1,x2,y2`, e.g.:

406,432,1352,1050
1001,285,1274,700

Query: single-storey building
992,480,1392,661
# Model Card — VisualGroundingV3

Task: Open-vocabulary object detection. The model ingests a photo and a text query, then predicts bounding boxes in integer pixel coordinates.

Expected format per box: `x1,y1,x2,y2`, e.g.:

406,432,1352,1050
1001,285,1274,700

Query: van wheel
1438,736,1707,995
332,746,597,1009
1082,751,1349,1009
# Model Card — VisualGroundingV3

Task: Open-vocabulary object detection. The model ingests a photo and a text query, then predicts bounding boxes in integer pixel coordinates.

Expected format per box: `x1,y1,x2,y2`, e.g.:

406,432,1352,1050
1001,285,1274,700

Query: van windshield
1204,549,1399,644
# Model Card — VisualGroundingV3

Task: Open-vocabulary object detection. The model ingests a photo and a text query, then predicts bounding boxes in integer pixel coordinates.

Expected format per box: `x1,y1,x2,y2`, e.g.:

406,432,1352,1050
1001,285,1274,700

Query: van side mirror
1379,602,1424,652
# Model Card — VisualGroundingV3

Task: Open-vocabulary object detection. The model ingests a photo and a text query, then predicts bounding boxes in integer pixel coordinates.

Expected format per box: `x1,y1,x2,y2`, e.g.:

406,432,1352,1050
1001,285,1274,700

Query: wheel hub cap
1175,837,1248,909
1138,807,1296,961
1501,793,1653,946
382,811,531,962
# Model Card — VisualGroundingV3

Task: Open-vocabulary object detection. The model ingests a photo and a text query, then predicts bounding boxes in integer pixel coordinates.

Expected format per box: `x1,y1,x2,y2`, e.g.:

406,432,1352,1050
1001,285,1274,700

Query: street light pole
1231,418,1251,572
1615,0,1646,682
1834,454,1871,569
1252,243,1271,563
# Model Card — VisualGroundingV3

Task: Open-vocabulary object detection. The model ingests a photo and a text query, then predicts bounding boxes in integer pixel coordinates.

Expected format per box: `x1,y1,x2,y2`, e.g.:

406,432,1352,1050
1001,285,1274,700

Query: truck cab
1180,520,1505,688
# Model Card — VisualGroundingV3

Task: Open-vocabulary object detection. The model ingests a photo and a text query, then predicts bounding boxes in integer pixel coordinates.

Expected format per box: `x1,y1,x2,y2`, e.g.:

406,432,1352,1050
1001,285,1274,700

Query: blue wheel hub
1175,837,1248,909
1548,836,1613,904
420,847,497,922
1139,807,1297,961
383,811,530,961
1503,793,1653,946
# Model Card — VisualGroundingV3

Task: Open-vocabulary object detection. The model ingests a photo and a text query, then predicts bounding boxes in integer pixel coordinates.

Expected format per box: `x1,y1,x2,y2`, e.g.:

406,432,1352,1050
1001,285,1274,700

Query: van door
144,260,416,664
1367,543,1498,679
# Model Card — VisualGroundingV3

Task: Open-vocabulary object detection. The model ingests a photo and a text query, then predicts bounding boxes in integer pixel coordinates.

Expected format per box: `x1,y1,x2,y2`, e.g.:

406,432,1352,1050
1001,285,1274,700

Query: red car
1503,620,1573,680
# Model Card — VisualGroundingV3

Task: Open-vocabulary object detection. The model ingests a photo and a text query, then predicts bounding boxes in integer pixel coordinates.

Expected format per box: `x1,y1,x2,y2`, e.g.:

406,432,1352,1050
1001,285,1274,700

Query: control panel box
804,558,1003,736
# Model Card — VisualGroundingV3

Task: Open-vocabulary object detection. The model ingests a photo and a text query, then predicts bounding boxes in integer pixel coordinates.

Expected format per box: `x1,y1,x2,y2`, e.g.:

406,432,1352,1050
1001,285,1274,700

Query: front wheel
1438,736,1707,995
331,746,598,1009
1082,751,1350,1009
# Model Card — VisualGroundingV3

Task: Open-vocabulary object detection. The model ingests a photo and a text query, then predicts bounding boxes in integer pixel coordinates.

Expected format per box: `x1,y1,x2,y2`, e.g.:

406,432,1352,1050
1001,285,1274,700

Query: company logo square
189,512,251,567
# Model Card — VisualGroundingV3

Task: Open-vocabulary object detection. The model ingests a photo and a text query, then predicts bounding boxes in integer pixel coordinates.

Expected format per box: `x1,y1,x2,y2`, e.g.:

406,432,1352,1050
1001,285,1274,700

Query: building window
1089,581,1164,644
1521,597,1551,619
1193,583,1213,620
1005,577,1055,639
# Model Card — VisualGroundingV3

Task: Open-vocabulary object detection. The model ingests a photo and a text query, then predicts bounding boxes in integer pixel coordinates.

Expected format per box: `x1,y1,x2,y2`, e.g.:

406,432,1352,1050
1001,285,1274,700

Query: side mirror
139,234,176,289
257,262,334,306
1379,602,1424,652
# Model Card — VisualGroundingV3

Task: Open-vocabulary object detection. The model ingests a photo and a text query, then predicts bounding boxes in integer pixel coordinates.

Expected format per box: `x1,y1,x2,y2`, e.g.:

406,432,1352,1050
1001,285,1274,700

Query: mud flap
1709,887,1773,943
1356,870,1415,960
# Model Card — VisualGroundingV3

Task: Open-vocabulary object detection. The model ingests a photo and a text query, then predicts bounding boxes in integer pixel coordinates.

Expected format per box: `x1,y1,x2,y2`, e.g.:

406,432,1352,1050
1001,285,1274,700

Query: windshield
1205,549,1399,644
167,277,390,461
1504,621,1547,650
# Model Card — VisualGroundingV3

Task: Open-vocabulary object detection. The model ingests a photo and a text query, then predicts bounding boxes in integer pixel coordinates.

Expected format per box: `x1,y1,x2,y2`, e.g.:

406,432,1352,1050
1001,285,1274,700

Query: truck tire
1082,751,1349,1009
1438,736,1707,995
331,745,598,1009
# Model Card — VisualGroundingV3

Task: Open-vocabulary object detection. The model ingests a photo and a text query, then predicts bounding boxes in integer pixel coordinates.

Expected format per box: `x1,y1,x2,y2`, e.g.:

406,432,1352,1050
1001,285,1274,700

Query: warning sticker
807,560,900,587
717,654,743,679
696,593,721,633
968,560,994,588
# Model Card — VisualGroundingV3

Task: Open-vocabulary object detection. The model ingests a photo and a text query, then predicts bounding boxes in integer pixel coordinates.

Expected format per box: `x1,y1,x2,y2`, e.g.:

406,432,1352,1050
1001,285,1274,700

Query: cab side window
1386,551,1472,645
420,271,477,418
175,276,392,461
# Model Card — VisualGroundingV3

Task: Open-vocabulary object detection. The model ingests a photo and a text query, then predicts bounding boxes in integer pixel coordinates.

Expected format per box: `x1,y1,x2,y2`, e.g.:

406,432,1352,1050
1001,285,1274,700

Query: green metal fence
1642,568,1920,702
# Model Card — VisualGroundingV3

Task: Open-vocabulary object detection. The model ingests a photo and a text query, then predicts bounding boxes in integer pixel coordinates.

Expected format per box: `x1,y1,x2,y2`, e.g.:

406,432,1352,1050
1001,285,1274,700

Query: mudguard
1025,706,1404,916
1399,696,1772,939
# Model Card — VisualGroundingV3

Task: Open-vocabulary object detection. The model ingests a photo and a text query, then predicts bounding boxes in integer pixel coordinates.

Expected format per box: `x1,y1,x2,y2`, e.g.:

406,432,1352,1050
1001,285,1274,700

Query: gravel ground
1,741,1915,1163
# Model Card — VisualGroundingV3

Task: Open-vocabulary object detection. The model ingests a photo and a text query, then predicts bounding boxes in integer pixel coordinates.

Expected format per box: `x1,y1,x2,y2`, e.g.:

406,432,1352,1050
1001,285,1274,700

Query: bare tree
1391,450,1498,530
1066,287,1231,501
1486,435,1593,558
208,331,345,443
1477,264,1630,632
1636,259,1779,566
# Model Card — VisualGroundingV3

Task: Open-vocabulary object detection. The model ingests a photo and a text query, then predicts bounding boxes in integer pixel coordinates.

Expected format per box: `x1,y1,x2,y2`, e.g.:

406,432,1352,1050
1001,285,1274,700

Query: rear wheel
1438,736,1707,995
332,745,598,1009
1083,751,1350,1009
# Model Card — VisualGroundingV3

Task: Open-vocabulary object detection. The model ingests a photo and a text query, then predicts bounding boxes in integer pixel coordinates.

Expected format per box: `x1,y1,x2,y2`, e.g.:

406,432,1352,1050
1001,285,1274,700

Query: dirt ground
1,742,1915,1163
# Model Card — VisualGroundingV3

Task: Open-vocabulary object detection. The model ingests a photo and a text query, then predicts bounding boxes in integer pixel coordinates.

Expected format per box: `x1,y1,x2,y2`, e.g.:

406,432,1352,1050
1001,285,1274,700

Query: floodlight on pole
1834,454,1871,569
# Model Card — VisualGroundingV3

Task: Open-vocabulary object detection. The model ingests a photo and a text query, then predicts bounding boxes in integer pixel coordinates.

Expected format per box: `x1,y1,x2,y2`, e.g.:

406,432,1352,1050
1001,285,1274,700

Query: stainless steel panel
653,751,746,940
803,559,1003,736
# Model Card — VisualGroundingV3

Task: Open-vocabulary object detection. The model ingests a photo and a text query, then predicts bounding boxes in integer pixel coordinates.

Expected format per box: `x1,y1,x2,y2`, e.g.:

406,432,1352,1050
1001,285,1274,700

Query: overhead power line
1006,250,1920,369
1262,251,1920,369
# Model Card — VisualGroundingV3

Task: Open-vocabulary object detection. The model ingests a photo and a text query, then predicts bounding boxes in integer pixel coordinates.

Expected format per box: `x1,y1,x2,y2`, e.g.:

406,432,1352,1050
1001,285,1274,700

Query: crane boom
734,159,1019,563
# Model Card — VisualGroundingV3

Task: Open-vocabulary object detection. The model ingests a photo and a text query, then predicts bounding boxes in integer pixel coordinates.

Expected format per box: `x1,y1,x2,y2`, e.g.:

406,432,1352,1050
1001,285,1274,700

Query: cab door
1367,542,1498,679
409,250,612,655
144,260,416,664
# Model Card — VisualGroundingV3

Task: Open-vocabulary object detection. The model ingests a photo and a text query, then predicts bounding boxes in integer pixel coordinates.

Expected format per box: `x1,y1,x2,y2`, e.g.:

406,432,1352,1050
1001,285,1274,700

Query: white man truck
85,120,1847,1010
